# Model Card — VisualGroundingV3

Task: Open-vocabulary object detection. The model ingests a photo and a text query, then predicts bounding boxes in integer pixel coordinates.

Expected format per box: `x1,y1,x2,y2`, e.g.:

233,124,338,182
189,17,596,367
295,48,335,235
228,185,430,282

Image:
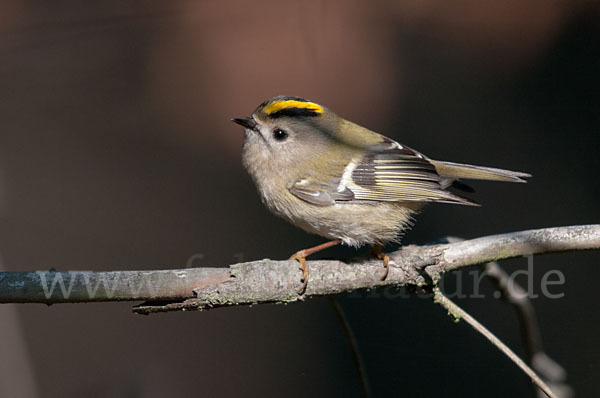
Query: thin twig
433,287,557,398
328,297,371,398
485,262,573,398
0,225,597,314
447,234,572,396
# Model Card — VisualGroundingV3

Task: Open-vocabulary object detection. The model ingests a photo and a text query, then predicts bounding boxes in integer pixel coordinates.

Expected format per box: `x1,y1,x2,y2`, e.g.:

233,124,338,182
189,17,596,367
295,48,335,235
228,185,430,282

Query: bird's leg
371,243,389,280
289,239,342,293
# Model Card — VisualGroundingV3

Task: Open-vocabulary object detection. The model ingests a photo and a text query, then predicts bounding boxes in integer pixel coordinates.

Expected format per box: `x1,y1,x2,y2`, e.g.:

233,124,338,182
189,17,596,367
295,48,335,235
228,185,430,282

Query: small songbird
233,96,530,292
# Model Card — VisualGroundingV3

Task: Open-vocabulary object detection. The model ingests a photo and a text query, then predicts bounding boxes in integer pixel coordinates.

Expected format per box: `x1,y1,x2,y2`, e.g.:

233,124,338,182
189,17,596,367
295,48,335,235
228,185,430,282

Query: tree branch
484,261,573,397
0,225,597,315
433,287,557,398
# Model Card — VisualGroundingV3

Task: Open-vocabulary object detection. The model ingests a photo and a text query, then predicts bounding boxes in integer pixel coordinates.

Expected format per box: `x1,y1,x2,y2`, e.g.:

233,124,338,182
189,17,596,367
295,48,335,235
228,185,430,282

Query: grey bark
0,225,597,315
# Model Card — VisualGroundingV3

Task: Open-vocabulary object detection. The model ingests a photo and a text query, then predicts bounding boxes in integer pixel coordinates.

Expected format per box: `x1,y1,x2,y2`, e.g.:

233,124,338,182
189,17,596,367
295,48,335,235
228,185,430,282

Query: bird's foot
289,251,309,294
288,239,342,294
371,244,390,280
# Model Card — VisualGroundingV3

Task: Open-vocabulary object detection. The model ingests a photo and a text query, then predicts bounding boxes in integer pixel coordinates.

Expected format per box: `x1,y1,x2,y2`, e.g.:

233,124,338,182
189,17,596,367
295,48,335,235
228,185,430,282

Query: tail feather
431,160,531,183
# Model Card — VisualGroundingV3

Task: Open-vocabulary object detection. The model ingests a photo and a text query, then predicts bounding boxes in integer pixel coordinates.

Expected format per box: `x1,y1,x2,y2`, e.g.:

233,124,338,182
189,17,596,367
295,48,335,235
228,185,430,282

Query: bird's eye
272,129,288,141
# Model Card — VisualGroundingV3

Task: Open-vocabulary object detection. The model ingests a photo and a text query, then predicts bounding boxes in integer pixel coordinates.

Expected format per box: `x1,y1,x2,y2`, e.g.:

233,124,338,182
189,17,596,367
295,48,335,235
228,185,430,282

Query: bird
232,96,530,292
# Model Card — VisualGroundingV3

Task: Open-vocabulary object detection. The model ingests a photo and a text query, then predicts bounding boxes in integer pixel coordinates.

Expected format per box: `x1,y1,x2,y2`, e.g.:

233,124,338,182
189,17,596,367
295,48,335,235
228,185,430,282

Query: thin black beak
231,117,257,130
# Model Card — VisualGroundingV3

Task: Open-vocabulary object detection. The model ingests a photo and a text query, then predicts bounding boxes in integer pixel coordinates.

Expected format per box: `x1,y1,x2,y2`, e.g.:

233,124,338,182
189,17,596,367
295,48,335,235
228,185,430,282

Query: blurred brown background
0,1,599,397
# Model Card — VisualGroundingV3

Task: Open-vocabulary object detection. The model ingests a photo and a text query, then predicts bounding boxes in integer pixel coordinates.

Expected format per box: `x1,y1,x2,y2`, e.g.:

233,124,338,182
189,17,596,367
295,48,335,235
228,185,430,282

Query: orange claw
289,239,342,294
289,251,309,293
371,244,390,281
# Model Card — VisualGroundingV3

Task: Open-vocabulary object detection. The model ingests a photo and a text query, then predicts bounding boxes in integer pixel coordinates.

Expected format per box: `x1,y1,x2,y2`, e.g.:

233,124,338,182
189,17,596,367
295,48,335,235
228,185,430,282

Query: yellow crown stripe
263,100,323,116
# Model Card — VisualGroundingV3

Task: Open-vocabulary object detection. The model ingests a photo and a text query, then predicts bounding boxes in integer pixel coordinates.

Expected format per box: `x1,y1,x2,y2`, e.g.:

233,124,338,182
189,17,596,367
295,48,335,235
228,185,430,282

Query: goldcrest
233,96,530,292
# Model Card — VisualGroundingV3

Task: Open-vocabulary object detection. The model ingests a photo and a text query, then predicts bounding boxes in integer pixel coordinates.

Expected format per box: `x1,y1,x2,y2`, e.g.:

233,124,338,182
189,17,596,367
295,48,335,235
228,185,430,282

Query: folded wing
290,142,478,206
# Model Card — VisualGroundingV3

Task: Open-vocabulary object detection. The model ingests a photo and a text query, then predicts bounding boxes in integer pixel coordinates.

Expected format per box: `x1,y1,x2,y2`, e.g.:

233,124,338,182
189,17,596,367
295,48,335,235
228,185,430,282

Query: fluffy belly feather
266,188,419,247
